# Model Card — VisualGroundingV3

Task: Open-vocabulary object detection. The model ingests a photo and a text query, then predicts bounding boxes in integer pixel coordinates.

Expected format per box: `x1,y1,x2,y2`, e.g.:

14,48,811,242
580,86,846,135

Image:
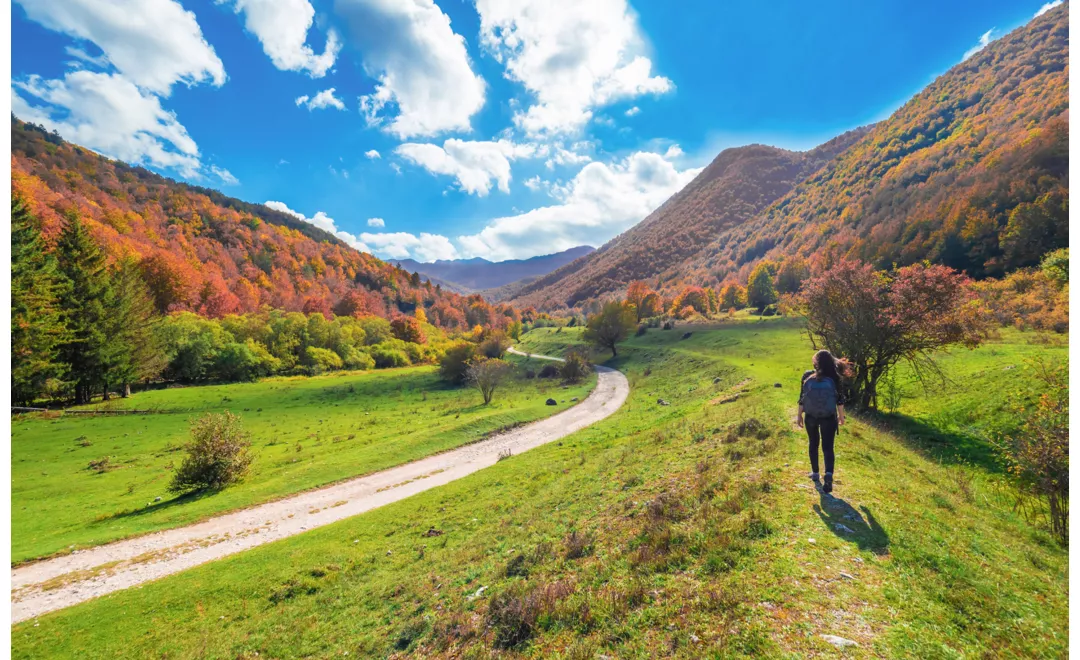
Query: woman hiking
796,350,851,493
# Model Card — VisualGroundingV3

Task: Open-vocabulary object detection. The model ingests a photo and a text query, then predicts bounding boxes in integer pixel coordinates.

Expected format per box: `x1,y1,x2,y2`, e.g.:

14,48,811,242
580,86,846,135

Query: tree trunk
611,345,617,357
123,383,131,398
102,382,111,402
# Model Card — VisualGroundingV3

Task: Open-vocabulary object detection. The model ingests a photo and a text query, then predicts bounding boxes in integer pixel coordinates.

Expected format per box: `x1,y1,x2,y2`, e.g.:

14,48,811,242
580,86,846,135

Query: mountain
507,130,870,310
392,245,595,293
673,3,1068,285
10,118,495,330
512,4,1068,311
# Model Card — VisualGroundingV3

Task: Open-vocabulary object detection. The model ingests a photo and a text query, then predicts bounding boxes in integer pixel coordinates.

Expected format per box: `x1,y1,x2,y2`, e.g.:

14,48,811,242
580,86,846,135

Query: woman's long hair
809,349,853,385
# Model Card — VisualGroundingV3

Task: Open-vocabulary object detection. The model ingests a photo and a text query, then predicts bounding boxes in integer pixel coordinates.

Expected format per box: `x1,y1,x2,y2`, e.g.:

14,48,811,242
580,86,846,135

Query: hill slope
508,131,868,310
392,245,595,293
676,3,1068,285
514,4,1068,310
11,118,486,328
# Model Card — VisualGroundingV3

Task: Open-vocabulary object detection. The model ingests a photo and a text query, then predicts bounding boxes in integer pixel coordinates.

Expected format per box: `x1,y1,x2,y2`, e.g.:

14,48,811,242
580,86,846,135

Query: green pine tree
106,256,167,397
11,196,69,405
55,211,111,404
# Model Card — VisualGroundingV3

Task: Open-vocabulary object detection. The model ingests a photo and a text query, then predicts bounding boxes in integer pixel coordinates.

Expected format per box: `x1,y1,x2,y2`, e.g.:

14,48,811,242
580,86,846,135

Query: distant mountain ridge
392,245,595,292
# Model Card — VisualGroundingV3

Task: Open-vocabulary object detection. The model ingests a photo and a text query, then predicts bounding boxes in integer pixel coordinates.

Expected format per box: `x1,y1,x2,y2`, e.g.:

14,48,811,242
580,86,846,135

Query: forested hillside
508,129,868,309
680,2,1068,284
513,4,1068,311
11,118,492,329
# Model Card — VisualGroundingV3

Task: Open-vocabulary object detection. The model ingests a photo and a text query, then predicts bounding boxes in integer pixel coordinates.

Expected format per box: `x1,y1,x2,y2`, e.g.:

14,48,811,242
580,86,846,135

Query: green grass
12,319,1067,658
12,357,596,564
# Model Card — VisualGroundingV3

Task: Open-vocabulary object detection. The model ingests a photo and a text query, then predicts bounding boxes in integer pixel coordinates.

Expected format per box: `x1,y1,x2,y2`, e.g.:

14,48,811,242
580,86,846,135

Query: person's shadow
812,489,890,555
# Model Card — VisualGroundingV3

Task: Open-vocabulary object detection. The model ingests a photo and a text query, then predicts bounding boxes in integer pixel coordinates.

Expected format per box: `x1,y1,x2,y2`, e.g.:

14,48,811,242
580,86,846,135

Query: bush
170,412,253,493
761,304,779,317
636,323,648,336
370,345,410,369
559,350,591,384
301,346,344,373
992,359,1068,544
538,364,559,379
479,331,511,358
439,342,477,384
339,345,375,370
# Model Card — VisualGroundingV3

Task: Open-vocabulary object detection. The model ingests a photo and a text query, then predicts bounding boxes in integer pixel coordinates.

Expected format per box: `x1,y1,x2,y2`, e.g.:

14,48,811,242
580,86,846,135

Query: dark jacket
798,370,847,407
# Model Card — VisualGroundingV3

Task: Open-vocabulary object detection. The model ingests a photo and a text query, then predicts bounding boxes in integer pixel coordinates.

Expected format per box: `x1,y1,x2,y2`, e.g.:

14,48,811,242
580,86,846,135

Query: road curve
11,348,629,624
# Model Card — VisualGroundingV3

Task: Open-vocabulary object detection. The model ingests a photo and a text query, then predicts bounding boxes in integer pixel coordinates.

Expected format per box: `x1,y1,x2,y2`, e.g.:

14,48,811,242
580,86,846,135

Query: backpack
802,376,838,418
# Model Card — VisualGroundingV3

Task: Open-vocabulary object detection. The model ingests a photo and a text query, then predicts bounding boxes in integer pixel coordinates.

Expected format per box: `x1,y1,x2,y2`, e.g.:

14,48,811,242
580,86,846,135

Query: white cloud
457,149,701,261
395,139,536,196
13,71,202,177
15,0,225,96
295,87,346,110
544,143,592,170
1035,0,1063,17
523,175,543,191
367,217,385,227
359,232,459,261
219,0,340,77
962,29,997,61
336,0,486,138
664,144,683,159
265,200,371,252
625,106,640,117
365,149,381,159
476,0,672,135
64,45,109,68
211,165,239,185
390,162,403,175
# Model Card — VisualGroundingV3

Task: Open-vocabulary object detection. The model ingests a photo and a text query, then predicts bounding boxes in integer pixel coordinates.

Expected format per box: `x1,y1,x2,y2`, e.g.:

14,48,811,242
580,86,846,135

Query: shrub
559,350,591,384
339,345,375,370
993,359,1068,544
370,345,409,369
538,364,559,378
479,331,511,358
170,412,253,493
439,342,477,384
636,323,648,336
301,346,343,374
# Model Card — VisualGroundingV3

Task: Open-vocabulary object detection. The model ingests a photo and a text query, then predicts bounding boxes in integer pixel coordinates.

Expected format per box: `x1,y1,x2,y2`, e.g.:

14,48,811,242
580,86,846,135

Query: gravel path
11,349,629,624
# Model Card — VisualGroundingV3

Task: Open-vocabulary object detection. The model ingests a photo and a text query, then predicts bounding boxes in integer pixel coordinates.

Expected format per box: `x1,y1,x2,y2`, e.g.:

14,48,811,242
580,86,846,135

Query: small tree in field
467,358,514,404
170,412,253,493
583,301,636,357
798,260,987,409
559,350,592,384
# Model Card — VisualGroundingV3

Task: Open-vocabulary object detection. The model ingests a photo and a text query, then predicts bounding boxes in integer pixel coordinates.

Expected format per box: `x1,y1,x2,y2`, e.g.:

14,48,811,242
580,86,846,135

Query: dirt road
11,349,628,624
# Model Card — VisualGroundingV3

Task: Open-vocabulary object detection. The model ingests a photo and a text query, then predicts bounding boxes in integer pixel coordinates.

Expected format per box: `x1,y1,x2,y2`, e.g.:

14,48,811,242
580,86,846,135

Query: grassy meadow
12,356,596,564
12,316,1068,658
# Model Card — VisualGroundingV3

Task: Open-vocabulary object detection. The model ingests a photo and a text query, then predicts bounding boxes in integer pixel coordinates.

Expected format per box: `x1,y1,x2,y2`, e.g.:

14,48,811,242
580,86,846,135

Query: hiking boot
823,473,833,494
809,472,821,484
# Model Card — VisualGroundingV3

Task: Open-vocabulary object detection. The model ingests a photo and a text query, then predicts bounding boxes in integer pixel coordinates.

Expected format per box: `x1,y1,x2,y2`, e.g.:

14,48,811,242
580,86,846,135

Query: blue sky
11,0,1062,262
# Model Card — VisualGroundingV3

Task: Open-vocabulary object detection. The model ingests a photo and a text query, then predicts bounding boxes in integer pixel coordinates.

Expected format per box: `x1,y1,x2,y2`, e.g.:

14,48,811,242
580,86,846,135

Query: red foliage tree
799,260,988,409
390,315,426,344
302,295,333,319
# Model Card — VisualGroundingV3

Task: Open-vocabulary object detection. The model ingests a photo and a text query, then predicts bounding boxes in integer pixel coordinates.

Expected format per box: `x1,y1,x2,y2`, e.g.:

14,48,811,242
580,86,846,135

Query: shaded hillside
676,4,1068,287
392,245,595,293
11,118,493,329
508,129,869,310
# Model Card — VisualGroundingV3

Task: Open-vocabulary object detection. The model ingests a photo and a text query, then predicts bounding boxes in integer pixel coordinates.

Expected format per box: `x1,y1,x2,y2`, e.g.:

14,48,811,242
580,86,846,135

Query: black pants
806,415,837,474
